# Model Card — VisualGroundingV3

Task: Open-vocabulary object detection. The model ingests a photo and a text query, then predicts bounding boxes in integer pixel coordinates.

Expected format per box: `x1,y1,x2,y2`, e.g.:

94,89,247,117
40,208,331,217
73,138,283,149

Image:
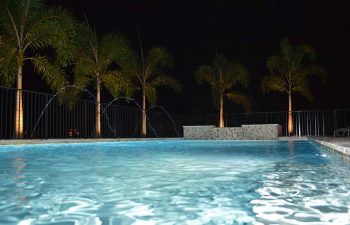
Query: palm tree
73,24,131,138
0,0,76,138
195,53,251,128
122,46,181,137
261,37,325,135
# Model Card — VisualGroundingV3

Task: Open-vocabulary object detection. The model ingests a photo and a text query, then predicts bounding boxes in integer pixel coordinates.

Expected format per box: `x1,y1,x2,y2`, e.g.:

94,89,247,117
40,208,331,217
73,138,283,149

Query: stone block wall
183,125,214,140
183,124,282,140
213,127,244,140
241,124,281,140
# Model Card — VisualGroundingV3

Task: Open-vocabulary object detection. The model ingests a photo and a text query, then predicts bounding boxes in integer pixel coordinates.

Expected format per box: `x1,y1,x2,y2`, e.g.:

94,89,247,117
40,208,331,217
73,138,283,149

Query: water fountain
31,86,180,139
100,97,158,138
146,105,180,137
31,85,115,138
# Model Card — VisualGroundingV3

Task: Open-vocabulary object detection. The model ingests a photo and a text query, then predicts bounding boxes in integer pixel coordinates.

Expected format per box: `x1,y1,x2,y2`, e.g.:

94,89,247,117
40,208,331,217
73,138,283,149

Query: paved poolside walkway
0,136,307,146
0,138,183,146
310,136,350,156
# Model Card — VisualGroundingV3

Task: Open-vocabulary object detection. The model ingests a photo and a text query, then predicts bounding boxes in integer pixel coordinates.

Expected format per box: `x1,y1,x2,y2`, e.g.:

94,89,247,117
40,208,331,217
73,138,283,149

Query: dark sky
29,0,350,114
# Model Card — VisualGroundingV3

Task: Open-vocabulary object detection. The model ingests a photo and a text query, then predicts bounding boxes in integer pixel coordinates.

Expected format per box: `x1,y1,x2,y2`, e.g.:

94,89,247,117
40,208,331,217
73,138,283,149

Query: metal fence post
45,94,48,139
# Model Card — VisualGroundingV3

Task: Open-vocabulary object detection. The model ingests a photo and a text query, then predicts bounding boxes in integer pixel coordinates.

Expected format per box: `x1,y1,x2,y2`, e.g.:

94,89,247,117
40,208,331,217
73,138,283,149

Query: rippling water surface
0,140,350,225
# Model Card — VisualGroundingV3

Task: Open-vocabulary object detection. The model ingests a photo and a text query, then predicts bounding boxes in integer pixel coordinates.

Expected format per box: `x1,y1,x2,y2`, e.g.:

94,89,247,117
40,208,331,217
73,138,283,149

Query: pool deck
0,138,183,146
309,136,350,156
0,136,308,146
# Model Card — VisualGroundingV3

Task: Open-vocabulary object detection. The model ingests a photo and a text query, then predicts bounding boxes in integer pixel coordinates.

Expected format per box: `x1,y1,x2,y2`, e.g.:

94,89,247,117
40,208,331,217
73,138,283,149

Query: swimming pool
0,140,349,225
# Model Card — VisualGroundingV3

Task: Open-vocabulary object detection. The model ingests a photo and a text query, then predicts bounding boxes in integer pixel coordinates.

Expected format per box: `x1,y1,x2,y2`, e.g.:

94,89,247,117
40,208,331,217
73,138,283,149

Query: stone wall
183,125,215,140
213,127,244,140
241,124,281,140
183,124,282,140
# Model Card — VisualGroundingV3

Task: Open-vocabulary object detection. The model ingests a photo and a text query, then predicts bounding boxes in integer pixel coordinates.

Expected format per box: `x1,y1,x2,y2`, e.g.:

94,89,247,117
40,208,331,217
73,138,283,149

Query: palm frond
145,47,173,79
195,65,221,97
74,54,96,88
195,65,214,85
0,1,22,46
280,36,292,59
213,53,226,74
301,64,327,82
121,49,142,82
30,55,66,91
292,81,313,101
225,62,250,88
22,0,44,23
0,36,18,86
151,75,182,93
226,91,252,112
266,55,287,74
100,34,130,67
261,74,287,94
25,6,77,66
291,66,319,101
73,23,96,56
101,71,135,98
295,44,316,63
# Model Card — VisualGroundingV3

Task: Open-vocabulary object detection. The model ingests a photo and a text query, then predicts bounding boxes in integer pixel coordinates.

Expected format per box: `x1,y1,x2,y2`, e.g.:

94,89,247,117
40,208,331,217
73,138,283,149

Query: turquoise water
0,140,350,225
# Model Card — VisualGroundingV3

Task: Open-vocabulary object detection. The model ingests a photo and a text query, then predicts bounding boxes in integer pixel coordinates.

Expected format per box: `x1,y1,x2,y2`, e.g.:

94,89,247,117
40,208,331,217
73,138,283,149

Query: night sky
27,0,350,114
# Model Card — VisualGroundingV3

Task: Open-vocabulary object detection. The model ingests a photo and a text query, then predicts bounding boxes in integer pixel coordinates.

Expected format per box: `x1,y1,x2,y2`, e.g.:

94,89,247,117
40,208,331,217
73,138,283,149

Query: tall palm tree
73,24,132,138
0,0,76,138
261,37,325,135
195,53,251,128
122,46,181,137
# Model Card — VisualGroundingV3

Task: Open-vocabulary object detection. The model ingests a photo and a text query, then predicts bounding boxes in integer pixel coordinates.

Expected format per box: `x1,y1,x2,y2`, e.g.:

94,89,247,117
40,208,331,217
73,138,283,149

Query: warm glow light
219,97,224,128
15,89,23,138
288,94,293,136
95,101,101,138
141,91,147,137
95,81,101,138
288,111,293,135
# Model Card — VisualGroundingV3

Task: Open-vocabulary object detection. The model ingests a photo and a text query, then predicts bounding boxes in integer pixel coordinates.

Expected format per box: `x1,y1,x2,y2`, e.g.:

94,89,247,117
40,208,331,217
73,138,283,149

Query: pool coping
0,138,184,146
309,136,350,156
0,136,308,146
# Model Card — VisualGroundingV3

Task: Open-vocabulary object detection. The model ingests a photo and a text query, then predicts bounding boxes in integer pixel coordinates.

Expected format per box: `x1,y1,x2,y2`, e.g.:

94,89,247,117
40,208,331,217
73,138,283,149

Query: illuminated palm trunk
141,89,147,137
219,96,224,128
95,78,101,138
288,93,293,135
14,67,24,138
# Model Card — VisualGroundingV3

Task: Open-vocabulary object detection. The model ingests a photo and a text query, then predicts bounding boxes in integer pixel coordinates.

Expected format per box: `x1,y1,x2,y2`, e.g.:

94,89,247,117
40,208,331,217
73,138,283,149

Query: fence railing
1,86,349,139
0,86,181,139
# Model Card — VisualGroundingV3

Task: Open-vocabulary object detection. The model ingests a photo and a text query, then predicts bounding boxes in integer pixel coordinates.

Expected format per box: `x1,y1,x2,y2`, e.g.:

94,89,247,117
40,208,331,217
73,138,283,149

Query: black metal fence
1,86,349,139
0,86,180,139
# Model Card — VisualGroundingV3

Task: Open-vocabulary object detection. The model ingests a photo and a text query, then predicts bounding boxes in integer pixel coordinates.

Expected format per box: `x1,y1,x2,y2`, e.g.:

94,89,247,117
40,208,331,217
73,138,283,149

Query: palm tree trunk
219,96,224,128
288,93,293,136
95,78,101,138
14,66,23,138
141,89,147,137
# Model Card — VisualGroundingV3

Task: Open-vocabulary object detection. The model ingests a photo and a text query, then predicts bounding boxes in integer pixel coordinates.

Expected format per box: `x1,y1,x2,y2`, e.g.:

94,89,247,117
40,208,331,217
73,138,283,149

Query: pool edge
0,138,184,146
0,136,308,146
309,137,350,156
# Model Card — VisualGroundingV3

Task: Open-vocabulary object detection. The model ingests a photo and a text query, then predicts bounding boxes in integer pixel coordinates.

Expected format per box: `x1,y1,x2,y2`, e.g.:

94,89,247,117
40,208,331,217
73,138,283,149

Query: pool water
0,140,350,225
